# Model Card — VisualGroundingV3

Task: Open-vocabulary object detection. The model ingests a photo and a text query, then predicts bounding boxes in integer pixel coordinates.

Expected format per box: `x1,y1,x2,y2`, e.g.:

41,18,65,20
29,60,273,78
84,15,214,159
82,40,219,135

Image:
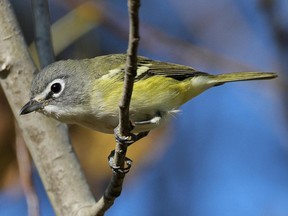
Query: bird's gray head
20,59,92,122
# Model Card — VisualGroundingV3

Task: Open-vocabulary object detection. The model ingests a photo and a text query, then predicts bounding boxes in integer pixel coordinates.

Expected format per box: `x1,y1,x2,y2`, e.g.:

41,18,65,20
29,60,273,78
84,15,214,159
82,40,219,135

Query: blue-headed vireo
20,54,277,133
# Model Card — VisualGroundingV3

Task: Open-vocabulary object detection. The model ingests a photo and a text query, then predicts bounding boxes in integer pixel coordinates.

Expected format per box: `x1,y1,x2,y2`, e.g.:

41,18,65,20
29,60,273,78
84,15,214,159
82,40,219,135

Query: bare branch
16,2,56,214
93,0,141,214
119,0,141,136
0,1,96,215
31,0,54,67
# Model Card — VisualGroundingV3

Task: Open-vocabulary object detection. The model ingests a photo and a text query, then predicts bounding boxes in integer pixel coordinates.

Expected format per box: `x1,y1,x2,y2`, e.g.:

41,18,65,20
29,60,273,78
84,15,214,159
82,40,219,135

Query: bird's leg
129,131,150,144
132,112,163,133
109,127,150,174
117,113,162,145
134,115,162,126
109,114,162,173
114,129,150,146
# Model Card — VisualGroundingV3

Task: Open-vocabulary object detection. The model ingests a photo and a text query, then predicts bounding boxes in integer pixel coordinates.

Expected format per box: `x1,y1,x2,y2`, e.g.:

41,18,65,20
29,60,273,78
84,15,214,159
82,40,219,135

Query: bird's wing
92,54,208,81
135,57,209,81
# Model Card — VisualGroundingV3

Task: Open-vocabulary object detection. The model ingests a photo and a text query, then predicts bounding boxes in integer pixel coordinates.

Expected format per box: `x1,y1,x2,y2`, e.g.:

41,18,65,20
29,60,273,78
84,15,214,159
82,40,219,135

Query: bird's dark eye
51,83,62,94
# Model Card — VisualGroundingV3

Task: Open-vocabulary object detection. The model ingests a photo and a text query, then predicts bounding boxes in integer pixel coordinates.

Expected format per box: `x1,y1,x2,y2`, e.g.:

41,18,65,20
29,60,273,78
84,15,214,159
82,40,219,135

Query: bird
20,54,277,134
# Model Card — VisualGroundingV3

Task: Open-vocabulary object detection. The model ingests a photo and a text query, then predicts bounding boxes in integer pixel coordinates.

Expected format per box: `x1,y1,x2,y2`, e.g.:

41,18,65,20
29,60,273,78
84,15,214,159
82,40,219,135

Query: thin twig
15,125,39,216
114,0,140,185
93,0,141,215
118,0,141,136
31,0,55,67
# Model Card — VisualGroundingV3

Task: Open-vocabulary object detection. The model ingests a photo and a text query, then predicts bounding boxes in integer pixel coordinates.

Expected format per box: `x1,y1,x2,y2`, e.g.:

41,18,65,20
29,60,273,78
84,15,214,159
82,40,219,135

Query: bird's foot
108,150,132,174
109,126,149,174
114,127,149,146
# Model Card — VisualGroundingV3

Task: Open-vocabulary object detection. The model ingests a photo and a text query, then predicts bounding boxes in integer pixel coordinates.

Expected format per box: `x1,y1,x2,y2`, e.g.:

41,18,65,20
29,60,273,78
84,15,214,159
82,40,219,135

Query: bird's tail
208,72,277,86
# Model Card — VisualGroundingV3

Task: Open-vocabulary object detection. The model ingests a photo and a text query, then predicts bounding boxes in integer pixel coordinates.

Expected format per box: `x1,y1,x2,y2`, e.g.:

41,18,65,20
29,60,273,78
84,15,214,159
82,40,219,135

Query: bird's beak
20,99,43,115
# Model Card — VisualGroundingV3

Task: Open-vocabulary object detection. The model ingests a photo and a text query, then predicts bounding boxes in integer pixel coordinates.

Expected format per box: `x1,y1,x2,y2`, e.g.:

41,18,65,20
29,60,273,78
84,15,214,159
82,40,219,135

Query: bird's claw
109,125,149,174
108,150,133,174
114,126,149,146
114,129,135,145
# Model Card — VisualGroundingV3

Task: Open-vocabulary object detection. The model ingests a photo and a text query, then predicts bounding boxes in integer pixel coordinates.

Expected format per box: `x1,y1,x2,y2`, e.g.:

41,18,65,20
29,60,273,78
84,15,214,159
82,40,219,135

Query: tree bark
0,1,96,215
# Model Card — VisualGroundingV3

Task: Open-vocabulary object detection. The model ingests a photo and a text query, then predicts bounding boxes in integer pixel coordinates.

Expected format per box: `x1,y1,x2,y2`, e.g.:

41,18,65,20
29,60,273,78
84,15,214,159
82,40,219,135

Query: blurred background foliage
0,0,288,215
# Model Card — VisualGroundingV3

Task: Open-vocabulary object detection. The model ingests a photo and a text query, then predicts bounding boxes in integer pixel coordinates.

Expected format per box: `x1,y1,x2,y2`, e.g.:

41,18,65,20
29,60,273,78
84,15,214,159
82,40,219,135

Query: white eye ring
48,78,65,98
